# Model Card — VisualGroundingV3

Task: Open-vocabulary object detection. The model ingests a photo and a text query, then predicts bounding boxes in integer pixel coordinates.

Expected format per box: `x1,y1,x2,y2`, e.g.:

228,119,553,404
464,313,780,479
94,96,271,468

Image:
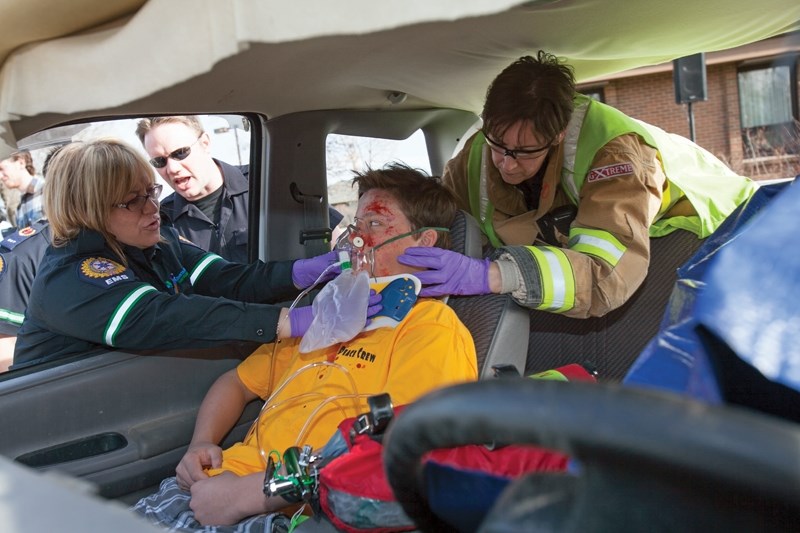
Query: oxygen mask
334,224,372,274
334,220,450,278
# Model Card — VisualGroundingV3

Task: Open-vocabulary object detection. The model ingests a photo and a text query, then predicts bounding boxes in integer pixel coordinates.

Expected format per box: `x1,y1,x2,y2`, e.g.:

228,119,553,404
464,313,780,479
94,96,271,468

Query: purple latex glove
398,247,491,297
290,290,382,338
292,250,341,289
288,306,315,338
366,290,383,321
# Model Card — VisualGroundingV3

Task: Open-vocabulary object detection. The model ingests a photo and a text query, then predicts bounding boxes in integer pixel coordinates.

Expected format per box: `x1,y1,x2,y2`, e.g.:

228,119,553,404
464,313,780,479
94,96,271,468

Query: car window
1,114,252,376
325,130,431,234
18,115,251,193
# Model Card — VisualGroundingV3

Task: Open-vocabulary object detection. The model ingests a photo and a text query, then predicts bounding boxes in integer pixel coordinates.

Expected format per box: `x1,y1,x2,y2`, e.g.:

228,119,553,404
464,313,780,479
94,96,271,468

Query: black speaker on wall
673,53,708,104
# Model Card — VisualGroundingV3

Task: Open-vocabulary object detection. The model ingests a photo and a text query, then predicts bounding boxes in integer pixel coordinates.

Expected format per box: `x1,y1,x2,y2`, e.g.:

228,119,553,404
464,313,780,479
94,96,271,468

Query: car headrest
449,209,483,259
446,210,528,378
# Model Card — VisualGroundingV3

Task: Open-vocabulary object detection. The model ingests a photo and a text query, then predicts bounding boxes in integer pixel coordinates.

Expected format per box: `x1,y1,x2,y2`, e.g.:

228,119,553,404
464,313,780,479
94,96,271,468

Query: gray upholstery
524,229,705,382
446,210,528,378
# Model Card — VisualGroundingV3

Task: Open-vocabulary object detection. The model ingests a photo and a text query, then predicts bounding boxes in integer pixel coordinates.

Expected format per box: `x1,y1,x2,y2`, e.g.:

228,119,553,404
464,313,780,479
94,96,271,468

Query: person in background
132,164,478,530
13,139,365,370
400,51,756,319
0,221,50,371
0,192,9,231
0,145,62,371
0,150,44,229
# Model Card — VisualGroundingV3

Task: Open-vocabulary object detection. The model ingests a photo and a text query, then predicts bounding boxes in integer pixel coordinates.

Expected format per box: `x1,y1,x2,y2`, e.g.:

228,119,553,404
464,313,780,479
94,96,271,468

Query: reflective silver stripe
541,248,567,308
528,246,575,312
479,144,492,224
568,228,626,267
561,98,589,204
104,286,158,346
189,253,223,285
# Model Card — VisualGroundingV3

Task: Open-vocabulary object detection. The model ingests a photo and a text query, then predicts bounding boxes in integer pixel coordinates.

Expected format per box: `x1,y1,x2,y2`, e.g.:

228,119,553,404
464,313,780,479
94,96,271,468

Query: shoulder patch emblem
178,234,201,248
0,253,5,281
587,162,634,183
2,226,38,250
78,257,133,288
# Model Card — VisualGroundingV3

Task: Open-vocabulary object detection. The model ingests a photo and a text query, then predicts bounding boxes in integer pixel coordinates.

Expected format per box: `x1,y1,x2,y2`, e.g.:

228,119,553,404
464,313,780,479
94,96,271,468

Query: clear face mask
334,223,448,278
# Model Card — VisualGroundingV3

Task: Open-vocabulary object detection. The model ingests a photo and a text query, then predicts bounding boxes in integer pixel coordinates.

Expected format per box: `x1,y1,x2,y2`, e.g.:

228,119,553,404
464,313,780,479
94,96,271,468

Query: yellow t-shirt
214,298,478,477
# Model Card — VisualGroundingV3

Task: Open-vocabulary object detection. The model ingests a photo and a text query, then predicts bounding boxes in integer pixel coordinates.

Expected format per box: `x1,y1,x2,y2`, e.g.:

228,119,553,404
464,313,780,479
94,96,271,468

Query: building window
738,57,799,159
579,87,605,103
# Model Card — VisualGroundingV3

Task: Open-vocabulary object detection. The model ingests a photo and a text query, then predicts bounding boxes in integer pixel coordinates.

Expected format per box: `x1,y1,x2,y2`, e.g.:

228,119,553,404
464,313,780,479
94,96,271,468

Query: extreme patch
78,257,133,288
587,162,634,183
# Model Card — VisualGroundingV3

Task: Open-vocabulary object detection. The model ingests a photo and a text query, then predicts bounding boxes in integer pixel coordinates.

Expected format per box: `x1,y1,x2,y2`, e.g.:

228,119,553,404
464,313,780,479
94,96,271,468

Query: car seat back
446,210,528,378
525,229,704,381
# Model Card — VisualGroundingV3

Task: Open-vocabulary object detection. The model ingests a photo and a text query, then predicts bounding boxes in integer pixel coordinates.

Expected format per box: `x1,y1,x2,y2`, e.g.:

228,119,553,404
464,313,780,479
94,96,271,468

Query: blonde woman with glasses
12,139,369,370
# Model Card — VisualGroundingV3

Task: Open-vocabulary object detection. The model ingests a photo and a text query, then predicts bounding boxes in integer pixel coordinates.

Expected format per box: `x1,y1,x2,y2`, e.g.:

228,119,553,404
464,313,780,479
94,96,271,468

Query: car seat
445,210,528,378
525,229,704,381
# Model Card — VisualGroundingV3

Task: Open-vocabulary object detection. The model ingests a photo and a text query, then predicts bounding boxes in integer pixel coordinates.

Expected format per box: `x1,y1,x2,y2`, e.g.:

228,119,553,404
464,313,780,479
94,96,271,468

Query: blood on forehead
356,190,411,247
361,198,396,219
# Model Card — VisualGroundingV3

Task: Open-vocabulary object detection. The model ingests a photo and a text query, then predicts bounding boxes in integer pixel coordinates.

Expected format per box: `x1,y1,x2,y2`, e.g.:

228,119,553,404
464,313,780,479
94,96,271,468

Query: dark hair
482,51,576,144
351,163,457,249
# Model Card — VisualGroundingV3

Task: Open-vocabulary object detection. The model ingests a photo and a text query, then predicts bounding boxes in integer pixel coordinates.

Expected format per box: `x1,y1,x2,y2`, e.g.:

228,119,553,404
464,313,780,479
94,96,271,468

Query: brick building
578,31,800,180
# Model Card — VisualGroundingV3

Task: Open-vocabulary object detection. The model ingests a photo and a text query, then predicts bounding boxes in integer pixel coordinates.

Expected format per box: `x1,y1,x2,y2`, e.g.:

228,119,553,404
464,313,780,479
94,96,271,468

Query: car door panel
0,349,260,500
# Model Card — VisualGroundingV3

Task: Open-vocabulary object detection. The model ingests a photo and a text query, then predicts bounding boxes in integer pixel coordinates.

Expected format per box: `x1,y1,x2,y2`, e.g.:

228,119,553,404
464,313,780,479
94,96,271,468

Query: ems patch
1,226,37,250
78,257,133,288
587,162,634,183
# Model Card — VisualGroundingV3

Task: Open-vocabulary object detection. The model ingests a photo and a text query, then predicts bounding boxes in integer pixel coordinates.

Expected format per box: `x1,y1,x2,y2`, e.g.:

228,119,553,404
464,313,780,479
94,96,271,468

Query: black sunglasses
149,136,202,168
113,184,164,211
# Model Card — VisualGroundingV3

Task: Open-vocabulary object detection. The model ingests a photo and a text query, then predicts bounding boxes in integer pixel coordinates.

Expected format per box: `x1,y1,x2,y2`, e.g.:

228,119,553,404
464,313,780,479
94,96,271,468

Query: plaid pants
131,477,291,533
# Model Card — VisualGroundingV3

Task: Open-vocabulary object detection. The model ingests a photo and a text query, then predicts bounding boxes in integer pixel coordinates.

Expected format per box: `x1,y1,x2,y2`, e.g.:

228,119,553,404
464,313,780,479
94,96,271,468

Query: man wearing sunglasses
136,116,252,263
400,51,757,319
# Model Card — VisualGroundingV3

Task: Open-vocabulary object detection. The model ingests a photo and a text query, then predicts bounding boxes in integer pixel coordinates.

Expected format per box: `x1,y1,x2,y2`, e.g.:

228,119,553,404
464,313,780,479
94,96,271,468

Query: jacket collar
70,227,161,261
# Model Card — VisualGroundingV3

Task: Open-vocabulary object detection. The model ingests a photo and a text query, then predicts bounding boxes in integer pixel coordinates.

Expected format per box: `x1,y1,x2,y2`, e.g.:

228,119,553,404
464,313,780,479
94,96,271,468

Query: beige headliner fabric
0,0,798,156
0,0,144,65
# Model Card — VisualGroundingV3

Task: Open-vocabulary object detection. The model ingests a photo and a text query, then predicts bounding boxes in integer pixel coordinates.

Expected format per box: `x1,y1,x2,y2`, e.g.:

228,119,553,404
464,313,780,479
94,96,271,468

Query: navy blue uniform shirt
159,159,250,263
0,220,50,336
13,226,298,369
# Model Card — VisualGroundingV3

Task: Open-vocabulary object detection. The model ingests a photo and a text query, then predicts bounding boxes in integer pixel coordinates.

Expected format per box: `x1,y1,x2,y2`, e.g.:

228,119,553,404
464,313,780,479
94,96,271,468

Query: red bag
319,411,416,533
318,364,596,532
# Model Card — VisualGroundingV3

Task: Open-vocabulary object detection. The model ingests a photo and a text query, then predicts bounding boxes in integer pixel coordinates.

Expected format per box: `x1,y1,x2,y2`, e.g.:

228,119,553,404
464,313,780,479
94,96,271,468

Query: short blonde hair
44,138,156,262
135,116,204,144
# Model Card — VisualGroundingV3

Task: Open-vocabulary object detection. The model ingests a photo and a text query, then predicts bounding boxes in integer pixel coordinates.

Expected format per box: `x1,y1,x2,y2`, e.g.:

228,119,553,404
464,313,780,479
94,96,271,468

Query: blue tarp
624,180,799,405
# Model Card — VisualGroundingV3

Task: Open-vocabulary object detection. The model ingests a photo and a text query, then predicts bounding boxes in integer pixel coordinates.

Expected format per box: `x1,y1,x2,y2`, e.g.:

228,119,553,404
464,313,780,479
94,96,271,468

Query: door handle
16,432,128,468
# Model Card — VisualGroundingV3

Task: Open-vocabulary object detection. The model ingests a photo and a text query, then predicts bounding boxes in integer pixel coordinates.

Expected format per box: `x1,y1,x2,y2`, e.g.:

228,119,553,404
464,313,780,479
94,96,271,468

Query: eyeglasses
483,131,552,160
113,184,163,211
352,216,387,235
148,136,202,168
